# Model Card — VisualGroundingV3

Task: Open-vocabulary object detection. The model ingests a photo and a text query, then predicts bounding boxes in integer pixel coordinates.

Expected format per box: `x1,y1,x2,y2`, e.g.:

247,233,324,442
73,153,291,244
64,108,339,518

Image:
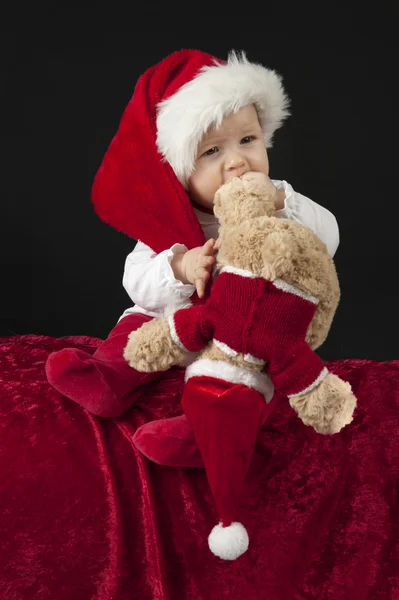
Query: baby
46,49,339,465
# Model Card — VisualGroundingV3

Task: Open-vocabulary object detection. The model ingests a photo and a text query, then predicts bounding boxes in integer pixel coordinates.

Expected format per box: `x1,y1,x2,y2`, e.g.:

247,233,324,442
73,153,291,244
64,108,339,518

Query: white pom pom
208,522,249,560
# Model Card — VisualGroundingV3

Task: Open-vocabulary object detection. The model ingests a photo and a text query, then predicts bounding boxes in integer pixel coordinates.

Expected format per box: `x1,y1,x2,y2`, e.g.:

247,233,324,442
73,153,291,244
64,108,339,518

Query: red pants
45,314,160,417
46,313,280,469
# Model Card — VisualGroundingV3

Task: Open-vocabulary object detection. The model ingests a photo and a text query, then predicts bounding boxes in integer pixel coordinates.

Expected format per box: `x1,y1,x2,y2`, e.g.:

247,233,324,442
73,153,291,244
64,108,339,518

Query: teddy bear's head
214,177,276,227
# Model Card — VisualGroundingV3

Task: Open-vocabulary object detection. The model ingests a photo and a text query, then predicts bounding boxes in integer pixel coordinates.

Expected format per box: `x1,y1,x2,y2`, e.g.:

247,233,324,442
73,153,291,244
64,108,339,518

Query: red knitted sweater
170,267,327,398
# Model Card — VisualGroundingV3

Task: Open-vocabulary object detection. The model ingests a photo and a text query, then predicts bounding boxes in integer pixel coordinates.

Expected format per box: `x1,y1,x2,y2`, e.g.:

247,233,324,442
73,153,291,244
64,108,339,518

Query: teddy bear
123,176,357,560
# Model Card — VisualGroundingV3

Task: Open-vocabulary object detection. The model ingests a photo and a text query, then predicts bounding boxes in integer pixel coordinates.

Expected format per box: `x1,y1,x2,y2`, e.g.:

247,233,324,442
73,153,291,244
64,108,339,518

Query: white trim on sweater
219,267,318,305
168,315,190,352
287,366,329,398
243,353,266,366
213,339,238,356
213,339,266,367
220,266,258,279
273,279,319,305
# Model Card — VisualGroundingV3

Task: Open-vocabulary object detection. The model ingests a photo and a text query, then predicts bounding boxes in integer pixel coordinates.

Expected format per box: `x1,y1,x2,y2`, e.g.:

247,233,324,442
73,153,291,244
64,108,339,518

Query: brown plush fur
124,318,185,373
124,177,356,434
289,373,356,434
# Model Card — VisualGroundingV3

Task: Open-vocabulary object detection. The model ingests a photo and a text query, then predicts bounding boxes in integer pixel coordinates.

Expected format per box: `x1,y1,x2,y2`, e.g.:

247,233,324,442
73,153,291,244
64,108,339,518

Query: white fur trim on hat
208,522,249,560
156,51,290,185
185,358,274,402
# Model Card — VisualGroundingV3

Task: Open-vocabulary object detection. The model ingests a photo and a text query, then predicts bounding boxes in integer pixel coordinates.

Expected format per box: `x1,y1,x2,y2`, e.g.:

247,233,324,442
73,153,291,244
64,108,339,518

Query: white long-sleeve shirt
119,180,339,321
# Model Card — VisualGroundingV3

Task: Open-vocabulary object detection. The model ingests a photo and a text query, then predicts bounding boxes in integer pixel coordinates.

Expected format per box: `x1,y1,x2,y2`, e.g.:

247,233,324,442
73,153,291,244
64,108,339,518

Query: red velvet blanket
1,335,398,599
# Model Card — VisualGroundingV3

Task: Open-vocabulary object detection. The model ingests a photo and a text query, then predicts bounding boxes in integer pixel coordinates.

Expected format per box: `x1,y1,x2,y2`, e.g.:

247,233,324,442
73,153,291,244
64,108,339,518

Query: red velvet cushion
1,335,398,599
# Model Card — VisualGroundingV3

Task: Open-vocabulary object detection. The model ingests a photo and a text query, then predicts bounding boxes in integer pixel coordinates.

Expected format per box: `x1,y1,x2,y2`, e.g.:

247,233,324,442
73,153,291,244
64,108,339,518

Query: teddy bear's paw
289,373,357,435
123,319,185,373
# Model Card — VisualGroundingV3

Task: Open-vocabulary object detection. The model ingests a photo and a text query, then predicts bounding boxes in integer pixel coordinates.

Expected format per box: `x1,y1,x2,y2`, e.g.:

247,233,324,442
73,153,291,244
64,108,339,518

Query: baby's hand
182,238,218,298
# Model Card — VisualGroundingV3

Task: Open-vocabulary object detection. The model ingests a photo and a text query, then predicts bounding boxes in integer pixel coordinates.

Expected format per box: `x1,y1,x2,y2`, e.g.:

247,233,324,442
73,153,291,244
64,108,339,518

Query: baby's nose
224,154,247,181
225,153,245,171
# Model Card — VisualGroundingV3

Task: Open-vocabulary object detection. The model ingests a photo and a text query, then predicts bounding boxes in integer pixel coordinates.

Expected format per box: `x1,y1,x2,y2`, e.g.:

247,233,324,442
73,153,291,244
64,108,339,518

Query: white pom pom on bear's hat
208,522,249,560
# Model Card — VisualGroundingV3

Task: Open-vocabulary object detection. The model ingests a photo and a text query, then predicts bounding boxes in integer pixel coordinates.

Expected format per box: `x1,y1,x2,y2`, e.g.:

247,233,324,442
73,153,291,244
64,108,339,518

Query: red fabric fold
1,334,398,599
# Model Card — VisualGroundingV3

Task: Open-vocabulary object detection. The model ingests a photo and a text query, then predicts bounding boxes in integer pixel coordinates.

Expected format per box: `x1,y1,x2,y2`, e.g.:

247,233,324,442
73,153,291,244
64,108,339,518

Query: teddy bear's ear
305,267,340,349
289,247,340,350
260,230,296,280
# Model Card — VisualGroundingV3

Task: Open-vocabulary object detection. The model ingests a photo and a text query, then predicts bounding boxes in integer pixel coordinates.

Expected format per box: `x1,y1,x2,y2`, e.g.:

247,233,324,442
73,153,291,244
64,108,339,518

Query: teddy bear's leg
46,314,163,417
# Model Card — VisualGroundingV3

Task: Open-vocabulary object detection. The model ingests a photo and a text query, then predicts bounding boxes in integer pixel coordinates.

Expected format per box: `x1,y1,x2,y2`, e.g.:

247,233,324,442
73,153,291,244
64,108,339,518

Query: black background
1,6,398,360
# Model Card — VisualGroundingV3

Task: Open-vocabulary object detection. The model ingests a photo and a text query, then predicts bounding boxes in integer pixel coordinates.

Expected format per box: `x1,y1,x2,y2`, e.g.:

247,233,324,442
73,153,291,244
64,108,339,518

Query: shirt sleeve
122,241,196,314
272,180,340,257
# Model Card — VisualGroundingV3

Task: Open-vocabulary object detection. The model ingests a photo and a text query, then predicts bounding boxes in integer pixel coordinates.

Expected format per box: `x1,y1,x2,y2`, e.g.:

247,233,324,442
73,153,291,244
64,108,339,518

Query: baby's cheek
252,147,269,177
206,176,221,203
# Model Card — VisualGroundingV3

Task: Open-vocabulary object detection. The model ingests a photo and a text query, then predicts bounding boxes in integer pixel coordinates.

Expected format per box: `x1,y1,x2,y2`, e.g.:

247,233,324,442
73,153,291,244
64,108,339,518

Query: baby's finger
202,238,216,256
196,278,206,298
195,269,210,297
196,281,205,298
196,268,210,282
198,255,215,270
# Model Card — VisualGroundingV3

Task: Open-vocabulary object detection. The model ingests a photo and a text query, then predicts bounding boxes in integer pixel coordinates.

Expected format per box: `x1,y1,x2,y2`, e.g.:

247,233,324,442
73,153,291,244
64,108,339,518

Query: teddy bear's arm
170,304,213,352
268,341,327,399
123,303,214,373
267,340,356,435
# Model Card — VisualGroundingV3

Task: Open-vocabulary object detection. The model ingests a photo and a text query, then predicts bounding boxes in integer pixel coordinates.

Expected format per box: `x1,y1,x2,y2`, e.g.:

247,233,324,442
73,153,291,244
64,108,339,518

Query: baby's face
187,104,269,212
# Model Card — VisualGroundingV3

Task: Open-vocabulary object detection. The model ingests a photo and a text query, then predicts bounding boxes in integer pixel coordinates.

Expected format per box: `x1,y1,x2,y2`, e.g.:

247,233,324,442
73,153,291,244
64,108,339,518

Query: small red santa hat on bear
181,374,278,560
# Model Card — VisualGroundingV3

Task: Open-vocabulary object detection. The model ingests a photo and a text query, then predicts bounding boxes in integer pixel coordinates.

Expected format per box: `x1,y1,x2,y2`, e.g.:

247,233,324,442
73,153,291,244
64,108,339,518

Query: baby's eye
240,136,254,144
202,146,219,157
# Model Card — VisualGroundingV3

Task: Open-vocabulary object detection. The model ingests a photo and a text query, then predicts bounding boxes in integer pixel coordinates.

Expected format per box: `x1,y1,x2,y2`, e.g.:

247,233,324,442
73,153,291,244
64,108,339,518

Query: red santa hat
182,374,279,560
91,49,290,255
